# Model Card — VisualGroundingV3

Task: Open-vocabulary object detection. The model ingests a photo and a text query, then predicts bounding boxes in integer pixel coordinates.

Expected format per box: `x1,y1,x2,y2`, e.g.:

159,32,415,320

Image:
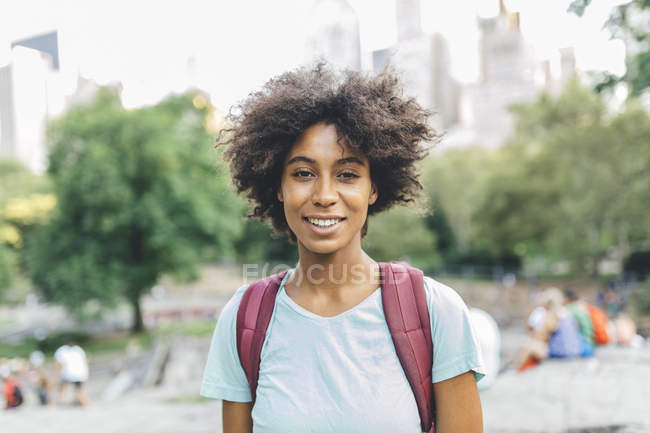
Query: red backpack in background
3,377,24,409
587,304,611,345
236,262,435,433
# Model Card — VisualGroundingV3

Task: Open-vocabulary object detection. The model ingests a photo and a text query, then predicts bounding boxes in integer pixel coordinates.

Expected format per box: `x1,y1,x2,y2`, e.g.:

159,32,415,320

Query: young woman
201,64,485,433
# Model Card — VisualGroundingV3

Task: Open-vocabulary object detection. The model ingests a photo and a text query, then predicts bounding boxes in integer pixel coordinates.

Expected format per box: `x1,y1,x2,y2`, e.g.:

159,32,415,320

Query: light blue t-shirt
201,270,485,433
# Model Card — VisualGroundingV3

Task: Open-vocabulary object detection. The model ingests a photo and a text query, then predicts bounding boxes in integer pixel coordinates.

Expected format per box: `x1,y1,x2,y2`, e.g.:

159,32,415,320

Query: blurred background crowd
0,0,649,432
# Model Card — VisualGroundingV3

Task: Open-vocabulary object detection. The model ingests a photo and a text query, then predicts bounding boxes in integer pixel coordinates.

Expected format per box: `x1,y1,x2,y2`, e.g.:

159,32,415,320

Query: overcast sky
0,0,628,110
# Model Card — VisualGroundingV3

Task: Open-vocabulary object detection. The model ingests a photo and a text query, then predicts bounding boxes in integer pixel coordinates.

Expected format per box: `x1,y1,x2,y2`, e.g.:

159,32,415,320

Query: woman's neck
288,244,378,296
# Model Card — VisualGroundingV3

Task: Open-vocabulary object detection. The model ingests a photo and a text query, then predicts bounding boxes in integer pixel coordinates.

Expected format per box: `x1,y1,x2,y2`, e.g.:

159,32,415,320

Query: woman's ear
369,183,378,205
277,189,283,203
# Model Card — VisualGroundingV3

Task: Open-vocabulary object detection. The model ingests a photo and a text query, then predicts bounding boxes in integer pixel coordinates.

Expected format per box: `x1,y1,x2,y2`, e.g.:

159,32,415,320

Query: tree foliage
233,219,297,266
26,88,244,331
363,206,440,271
476,80,650,275
0,158,52,205
417,79,650,277
0,245,14,295
421,147,494,254
0,158,53,297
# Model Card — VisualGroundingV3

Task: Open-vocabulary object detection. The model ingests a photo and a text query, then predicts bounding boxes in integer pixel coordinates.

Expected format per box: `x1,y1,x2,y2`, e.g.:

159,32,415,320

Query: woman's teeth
307,218,342,227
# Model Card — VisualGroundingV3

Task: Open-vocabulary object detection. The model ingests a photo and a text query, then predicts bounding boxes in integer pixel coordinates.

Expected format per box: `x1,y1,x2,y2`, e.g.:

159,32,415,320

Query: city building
11,31,60,71
372,0,460,130
0,31,99,174
306,0,361,71
444,1,576,149
0,44,55,174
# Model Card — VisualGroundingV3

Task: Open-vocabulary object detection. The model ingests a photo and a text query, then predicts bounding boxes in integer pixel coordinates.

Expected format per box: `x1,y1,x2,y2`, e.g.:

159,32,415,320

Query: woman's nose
311,176,338,207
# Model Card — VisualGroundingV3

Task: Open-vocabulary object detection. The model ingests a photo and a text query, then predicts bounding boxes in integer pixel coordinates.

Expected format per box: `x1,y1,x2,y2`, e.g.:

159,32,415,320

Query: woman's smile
303,216,347,235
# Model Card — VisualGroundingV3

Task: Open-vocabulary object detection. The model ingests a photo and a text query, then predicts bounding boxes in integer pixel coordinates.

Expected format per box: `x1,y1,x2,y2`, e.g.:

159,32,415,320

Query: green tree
363,206,440,271
0,158,53,298
424,196,456,256
420,147,510,269
234,219,297,266
26,88,244,332
476,80,650,275
0,158,52,205
0,245,14,295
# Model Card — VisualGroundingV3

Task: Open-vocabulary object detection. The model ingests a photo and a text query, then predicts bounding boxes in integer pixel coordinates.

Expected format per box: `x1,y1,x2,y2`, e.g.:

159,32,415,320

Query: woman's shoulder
422,276,470,313
421,275,475,333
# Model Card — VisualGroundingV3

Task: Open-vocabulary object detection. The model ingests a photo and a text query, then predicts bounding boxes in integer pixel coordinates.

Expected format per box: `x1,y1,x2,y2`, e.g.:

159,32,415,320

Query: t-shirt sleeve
424,277,486,384
200,284,252,402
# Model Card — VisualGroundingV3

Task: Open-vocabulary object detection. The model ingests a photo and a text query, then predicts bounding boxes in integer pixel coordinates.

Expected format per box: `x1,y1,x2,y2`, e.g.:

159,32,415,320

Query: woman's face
277,122,377,256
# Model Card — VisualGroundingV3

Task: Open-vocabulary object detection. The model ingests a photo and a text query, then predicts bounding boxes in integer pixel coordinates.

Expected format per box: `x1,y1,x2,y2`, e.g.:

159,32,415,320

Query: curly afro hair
218,63,438,244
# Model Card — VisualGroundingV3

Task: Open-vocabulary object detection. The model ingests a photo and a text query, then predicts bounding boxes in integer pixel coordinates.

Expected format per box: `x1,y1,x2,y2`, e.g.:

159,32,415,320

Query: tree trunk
131,296,144,334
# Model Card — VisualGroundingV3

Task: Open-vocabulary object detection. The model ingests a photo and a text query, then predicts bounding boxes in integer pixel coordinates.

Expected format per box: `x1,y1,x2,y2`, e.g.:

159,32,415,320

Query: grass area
0,331,155,359
164,394,212,404
0,319,215,359
0,313,214,360
83,332,155,355
0,338,37,359
159,320,215,338
0,317,15,333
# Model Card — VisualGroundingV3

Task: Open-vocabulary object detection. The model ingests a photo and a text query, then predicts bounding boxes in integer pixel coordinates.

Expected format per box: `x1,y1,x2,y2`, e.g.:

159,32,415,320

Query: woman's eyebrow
286,156,315,165
286,156,365,166
337,157,365,166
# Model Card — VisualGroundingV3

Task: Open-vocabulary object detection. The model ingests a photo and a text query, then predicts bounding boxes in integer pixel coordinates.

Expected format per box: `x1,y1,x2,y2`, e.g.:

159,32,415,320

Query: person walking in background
54,341,89,406
201,63,485,433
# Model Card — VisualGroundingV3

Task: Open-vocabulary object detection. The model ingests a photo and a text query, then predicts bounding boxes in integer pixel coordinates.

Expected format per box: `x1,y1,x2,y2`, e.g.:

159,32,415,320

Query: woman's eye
292,170,313,178
339,172,359,179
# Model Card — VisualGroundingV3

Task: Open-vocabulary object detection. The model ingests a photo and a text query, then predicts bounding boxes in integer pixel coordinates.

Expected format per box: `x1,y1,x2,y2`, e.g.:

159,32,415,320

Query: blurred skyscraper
461,1,538,147
445,0,576,148
0,32,61,174
11,32,60,71
0,31,98,174
372,0,460,130
306,0,361,71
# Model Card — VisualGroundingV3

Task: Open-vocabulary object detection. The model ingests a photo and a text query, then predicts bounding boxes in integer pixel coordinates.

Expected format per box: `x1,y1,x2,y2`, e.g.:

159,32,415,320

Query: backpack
236,261,435,433
548,315,584,358
586,304,610,345
6,379,23,408
566,303,595,356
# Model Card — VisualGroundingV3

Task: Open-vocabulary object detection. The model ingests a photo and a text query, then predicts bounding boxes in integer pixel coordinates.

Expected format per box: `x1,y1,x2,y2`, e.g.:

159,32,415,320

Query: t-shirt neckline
278,268,382,321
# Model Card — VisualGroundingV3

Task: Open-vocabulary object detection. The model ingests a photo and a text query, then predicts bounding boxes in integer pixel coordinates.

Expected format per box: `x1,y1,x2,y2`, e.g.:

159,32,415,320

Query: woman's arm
433,371,483,433
222,400,253,433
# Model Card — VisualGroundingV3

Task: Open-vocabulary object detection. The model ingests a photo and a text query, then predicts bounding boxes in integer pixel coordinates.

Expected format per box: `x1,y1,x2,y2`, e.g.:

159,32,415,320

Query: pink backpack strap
236,269,288,405
379,261,435,433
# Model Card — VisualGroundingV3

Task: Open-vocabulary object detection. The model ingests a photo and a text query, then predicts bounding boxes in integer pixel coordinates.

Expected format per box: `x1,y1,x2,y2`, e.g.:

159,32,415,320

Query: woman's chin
298,238,342,256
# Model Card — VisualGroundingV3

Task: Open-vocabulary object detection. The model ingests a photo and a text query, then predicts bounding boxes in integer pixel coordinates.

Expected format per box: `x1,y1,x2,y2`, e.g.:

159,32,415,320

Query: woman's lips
303,217,345,235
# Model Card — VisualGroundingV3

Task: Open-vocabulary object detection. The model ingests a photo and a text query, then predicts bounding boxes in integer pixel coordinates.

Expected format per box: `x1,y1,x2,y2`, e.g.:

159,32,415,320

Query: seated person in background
545,288,583,359
515,288,562,371
1,368,24,409
612,314,639,347
563,288,595,357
